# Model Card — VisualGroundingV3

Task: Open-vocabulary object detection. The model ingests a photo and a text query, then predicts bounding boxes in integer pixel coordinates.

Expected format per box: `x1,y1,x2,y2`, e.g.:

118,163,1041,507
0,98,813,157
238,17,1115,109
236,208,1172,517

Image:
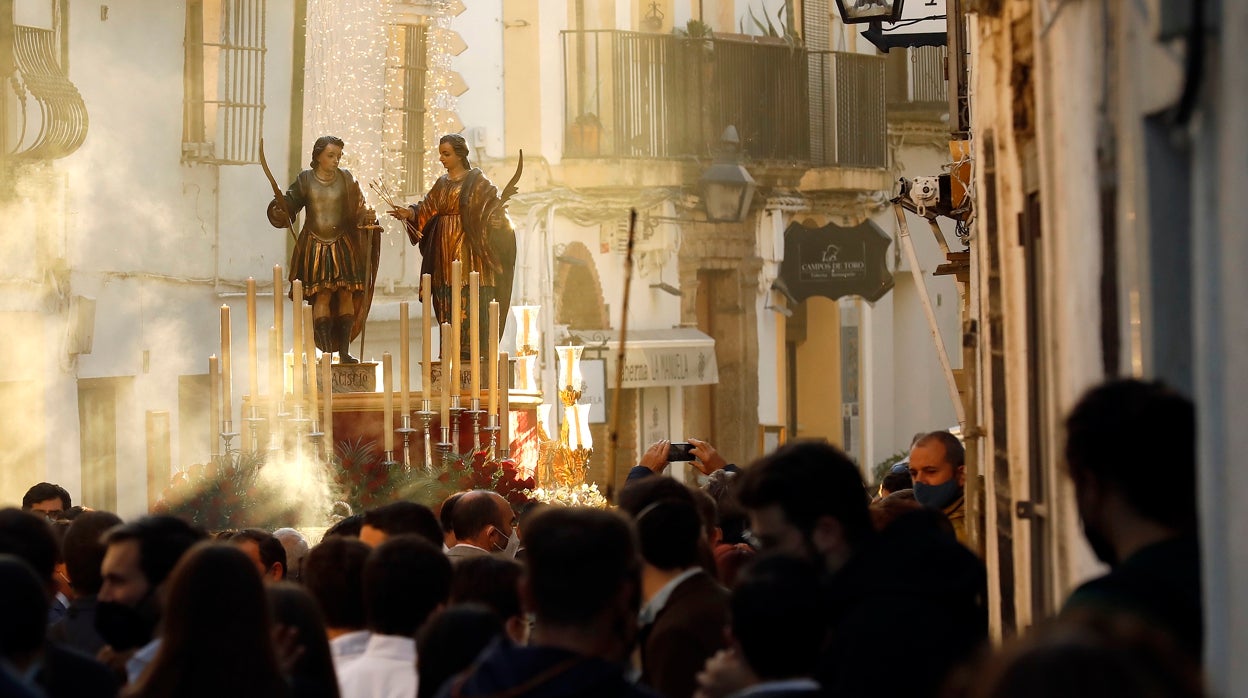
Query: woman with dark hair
123,542,288,698
268,135,381,364
389,134,517,356
267,582,340,698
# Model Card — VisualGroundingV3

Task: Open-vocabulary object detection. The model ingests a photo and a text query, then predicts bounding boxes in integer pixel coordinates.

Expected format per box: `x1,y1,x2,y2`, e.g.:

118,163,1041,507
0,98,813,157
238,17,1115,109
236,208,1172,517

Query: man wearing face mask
908,431,968,546
446,490,519,563
95,515,207,683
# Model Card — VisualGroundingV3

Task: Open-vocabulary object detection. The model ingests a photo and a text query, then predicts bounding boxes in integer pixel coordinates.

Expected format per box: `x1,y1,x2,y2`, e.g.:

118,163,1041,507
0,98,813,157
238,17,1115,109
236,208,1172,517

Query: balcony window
183,0,267,164
384,23,428,197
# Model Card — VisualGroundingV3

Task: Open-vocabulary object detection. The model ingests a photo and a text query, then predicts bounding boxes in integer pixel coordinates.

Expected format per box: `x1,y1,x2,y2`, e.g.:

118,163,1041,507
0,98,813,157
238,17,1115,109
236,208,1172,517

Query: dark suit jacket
37,641,121,698
640,571,729,698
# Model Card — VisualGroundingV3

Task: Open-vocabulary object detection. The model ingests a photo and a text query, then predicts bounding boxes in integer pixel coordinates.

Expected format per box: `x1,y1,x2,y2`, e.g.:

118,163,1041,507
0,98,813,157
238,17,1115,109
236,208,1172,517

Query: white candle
421,274,433,401
450,261,462,397
488,301,499,416
273,265,283,359
400,301,411,415
291,279,303,372
499,352,510,451
440,324,452,428
469,272,480,398
209,355,220,456
383,352,394,453
220,306,232,426
246,278,258,401
304,306,319,429
268,326,280,426
322,353,334,451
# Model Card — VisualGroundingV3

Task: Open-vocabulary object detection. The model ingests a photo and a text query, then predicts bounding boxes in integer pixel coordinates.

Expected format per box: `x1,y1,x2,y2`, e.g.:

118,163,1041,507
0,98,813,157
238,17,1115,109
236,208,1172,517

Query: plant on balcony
567,112,603,156
739,3,804,51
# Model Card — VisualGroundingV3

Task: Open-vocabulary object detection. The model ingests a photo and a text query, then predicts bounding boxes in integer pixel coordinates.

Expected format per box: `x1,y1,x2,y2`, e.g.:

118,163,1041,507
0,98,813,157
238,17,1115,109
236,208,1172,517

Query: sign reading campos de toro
777,220,894,303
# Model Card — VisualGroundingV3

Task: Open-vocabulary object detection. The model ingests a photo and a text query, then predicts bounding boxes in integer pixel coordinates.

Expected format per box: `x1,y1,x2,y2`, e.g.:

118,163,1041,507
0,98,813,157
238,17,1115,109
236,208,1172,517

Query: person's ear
957,464,966,487
270,562,285,582
504,615,528,645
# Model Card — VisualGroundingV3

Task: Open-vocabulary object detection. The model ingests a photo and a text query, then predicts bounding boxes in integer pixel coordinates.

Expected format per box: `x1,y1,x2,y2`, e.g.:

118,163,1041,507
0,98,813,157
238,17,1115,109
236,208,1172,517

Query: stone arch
553,241,609,329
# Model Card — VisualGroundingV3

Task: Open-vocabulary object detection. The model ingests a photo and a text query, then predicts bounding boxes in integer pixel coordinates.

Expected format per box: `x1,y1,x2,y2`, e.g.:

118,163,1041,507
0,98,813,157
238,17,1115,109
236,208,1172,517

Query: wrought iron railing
7,26,89,160
183,0,267,165
562,30,886,168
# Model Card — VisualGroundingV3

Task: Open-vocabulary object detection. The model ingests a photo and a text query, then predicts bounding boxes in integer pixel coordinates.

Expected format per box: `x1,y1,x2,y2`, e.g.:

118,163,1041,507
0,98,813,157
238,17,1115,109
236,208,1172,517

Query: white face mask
493,526,521,558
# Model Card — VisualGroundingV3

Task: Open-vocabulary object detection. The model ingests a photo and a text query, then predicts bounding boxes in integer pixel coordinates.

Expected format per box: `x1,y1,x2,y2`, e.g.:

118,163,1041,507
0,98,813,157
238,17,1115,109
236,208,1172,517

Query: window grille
183,0,266,164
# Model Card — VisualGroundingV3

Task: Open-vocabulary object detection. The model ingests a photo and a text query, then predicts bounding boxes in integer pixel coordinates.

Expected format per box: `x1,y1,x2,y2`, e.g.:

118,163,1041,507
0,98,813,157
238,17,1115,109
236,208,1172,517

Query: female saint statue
389,134,518,357
267,135,380,363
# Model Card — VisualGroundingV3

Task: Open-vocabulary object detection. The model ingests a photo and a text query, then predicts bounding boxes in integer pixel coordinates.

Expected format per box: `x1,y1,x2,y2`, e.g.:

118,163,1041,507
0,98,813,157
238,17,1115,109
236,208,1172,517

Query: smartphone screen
667,442,696,461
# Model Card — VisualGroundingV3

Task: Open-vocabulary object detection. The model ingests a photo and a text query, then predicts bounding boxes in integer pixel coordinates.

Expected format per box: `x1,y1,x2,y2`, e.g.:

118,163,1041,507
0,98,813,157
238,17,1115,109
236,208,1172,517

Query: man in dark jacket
438,508,657,698
1061,379,1202,662
620,476,729,698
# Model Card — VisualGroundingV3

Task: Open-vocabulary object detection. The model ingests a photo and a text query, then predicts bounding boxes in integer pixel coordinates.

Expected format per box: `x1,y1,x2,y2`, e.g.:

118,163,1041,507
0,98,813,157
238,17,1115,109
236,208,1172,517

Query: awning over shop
570,328,719,389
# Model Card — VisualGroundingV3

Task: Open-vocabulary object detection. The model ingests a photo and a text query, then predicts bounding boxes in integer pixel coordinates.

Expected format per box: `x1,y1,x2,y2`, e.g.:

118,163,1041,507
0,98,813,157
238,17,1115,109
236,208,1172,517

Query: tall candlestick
488,301,499,415
469,272,480,398
400,301,411,415
440,323,452,428
273,265,283,357
382,352,394,453
422,274,433,400
246,278,258,401
322,354,333,451
450,261,462,396
304,306,319,428
209,355,220,455
220,305,232,426
499,352,510,452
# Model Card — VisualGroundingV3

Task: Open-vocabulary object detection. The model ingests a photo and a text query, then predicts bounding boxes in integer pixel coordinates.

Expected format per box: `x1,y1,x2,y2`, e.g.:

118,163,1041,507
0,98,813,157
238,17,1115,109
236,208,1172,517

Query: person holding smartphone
627,438,738,486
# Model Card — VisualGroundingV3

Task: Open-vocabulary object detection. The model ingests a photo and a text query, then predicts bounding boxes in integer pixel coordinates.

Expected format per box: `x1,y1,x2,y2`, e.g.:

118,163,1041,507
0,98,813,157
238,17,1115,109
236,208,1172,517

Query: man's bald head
452,491,516,550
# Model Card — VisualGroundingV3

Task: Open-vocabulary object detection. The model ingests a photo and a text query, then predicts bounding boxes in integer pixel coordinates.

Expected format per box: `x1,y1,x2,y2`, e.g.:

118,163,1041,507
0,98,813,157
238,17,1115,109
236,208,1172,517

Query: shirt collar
638,568,701,626
728,678,820,697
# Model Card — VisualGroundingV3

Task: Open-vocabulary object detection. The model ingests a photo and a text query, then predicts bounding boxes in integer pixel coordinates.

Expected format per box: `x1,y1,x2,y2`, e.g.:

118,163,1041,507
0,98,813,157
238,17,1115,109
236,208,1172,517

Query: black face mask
95,592,158,651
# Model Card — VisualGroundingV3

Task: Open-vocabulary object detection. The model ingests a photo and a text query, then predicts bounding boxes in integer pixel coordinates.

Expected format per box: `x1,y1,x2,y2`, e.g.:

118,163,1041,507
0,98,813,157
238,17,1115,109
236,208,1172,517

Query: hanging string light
303,0,394,188
422,1,461,187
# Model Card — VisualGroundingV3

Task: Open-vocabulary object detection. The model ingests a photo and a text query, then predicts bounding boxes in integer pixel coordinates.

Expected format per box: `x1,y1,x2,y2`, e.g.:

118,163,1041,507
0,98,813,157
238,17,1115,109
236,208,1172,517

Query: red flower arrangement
434,450,535,508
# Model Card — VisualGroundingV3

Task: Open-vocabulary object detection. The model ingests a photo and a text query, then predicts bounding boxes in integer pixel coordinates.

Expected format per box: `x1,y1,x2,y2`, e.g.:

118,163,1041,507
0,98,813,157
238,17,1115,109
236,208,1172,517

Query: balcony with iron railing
561,30,887,172
885,46,948,120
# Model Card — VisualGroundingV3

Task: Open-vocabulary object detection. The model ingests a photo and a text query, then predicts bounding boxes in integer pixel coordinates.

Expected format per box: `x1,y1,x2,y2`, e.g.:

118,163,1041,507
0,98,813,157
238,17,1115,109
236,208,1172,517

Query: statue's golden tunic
405,168,517,352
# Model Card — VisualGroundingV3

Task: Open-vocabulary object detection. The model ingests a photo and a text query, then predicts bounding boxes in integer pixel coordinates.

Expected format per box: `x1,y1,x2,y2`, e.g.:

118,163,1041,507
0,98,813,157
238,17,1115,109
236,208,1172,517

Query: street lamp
699,126,756,223
834,0,904,24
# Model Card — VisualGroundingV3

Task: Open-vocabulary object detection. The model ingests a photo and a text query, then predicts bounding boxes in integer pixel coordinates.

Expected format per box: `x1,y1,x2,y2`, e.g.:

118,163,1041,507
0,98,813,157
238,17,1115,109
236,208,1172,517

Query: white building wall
451,1,506,159
4,0,299,514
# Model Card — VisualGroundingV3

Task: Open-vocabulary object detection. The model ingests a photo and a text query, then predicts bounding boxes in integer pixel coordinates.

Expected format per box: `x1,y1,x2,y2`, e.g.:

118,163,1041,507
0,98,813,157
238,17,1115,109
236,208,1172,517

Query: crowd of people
0,378,1204,697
